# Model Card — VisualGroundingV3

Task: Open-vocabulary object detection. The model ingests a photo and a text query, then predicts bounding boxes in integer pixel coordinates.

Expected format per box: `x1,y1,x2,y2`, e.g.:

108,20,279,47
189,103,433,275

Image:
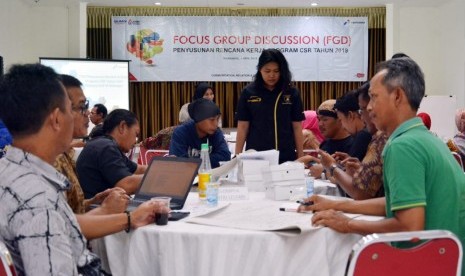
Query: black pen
296,200,314,206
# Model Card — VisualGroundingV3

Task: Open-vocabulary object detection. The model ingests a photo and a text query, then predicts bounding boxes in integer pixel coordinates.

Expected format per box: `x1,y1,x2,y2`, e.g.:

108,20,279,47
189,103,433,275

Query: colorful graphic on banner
126,29,164,65
112,16,368,82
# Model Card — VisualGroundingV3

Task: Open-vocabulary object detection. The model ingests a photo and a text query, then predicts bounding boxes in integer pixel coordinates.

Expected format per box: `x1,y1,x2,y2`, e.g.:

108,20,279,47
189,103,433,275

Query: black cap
188,98,220,123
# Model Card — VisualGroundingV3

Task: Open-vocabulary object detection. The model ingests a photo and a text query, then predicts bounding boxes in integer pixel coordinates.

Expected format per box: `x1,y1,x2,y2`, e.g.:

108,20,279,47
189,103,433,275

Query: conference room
1,0,465,275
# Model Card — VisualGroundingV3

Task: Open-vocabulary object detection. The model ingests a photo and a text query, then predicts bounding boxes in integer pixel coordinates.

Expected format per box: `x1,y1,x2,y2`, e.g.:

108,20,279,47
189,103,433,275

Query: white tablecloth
94,188,363,276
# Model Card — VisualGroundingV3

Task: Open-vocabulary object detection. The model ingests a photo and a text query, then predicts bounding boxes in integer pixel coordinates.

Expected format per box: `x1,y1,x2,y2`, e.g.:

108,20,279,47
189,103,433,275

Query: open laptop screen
138,157,200,198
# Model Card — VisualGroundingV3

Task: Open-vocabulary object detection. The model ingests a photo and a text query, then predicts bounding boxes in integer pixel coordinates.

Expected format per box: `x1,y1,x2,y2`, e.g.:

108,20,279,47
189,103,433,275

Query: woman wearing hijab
448,108,465,161
179,82,215,123
302,110,324,149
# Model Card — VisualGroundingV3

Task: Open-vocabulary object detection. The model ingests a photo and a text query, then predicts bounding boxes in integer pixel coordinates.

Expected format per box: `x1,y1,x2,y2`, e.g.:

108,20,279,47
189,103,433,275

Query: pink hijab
302,110,324,143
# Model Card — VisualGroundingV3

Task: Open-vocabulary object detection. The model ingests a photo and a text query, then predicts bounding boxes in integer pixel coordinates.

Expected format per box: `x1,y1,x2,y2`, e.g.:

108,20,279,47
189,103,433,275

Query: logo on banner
128,19,141,25
113,19,127,24
126,29,164,65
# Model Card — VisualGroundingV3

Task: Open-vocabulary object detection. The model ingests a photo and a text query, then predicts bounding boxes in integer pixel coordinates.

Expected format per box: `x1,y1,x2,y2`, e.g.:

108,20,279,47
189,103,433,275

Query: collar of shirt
6,146,71,192
382,117,425,156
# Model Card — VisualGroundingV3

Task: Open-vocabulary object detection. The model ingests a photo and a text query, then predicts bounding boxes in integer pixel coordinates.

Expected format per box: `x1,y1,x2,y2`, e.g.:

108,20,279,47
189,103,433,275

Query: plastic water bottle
198,143,212,200
305,176,315,197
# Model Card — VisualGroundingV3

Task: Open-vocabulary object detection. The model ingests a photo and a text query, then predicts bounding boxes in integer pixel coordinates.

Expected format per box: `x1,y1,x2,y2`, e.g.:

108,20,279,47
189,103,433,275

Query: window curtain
87,7,385,139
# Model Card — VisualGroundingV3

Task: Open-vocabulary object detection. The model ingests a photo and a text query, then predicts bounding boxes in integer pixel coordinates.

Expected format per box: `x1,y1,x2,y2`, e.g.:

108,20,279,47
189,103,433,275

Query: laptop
128,156,201,210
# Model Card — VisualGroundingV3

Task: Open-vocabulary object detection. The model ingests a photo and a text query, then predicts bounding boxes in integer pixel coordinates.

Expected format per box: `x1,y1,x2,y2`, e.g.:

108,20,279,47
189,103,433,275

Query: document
186,201,318,234
186,198,384,234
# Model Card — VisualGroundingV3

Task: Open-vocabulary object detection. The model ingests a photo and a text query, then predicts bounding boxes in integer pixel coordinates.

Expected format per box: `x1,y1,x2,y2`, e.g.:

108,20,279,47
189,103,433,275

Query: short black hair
0,63,66,138
94,103,108,118
102,109,138,135
334,90,360,115
391,52,409,59
355,82,370,102
60,74,82,88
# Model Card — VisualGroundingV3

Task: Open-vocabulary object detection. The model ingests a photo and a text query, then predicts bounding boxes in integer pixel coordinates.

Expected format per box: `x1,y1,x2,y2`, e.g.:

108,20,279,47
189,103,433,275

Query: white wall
0,1,69,70
394,0,465,107
1,1,464,109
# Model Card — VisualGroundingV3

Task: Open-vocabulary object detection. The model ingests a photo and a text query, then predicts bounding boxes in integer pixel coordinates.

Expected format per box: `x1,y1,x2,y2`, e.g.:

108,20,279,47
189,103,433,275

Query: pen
279,207,298,212
296,200,314,206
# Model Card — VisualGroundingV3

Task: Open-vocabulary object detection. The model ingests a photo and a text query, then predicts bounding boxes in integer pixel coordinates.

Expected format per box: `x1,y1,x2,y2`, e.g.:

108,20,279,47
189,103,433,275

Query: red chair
345,230,462,276
145,149,169,164
0,241,16,276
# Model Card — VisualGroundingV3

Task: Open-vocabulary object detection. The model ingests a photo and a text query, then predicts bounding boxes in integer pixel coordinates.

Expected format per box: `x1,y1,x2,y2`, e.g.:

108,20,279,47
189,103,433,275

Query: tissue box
265,179,306,200
263,162,306,200
238,159,269,182
263,162,305,182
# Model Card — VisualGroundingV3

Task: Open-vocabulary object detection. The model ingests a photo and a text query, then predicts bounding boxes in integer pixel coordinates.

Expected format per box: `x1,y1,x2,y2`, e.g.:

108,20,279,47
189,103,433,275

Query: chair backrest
345,230,462,276
0,241,16,276
452,152,464,170
145,149,169,164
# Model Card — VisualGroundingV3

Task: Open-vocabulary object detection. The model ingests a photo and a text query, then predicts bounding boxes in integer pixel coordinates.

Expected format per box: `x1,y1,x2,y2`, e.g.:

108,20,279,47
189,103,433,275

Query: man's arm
77,200,162,240
209,134,231,168
312,206,425,235
134,164,147,174
168,130,189,158
235,121,249,155
114,174,143,195
300,195,386,216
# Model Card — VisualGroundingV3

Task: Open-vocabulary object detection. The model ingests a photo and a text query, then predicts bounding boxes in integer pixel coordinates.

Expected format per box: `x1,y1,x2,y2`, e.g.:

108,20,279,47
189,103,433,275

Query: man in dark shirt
317,99,353,154
298,99,353,178
77,109,146,198
334,91,372,161
89,103,107,139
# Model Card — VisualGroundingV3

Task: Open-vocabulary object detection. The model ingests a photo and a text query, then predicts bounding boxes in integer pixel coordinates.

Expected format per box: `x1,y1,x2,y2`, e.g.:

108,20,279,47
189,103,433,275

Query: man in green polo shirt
299,58,465,253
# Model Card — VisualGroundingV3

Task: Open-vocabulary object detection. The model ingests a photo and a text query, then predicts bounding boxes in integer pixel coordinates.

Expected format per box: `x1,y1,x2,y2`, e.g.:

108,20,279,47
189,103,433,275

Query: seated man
0,64,102,274
89,103,107,139
298,99,353,178
170,98,231,168
299,58,465,255
317,99,353,154
319,82,387,199
333,90,372,161
57,75,166,241
77,109,147,198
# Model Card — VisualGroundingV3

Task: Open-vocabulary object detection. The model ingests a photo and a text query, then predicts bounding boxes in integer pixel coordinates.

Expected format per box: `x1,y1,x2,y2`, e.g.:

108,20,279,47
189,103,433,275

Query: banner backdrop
112,16,368,82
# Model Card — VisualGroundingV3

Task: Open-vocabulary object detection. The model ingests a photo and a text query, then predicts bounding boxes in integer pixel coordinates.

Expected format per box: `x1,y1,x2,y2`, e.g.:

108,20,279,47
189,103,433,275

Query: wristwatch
329,164,338,177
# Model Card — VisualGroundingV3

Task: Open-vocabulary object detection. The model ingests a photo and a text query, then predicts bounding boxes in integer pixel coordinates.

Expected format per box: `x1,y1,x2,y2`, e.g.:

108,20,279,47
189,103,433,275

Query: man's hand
341,157,362,177
311,209,352,233
131,200,169,229
319,150,337,169
100,189,130,214
297,195,339,212
332,151,350,162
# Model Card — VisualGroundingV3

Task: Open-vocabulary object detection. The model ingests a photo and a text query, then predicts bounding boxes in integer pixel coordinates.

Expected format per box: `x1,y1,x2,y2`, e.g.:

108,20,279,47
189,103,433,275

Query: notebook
128,156,201,210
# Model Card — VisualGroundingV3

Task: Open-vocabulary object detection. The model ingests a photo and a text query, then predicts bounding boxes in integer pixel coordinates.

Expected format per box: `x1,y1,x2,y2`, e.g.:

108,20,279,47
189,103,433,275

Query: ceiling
25,0,449,8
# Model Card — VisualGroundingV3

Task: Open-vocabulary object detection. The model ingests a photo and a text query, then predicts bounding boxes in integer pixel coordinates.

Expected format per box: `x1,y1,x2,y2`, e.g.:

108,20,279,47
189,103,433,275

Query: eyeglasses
72,100,89,115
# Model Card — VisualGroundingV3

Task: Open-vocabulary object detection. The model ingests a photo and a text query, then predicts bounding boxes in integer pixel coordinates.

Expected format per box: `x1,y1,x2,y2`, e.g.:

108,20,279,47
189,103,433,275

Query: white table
93,188,364,276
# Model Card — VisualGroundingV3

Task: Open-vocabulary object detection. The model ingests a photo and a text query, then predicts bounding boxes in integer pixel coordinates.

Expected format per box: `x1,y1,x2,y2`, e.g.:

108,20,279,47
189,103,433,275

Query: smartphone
168,211,190,221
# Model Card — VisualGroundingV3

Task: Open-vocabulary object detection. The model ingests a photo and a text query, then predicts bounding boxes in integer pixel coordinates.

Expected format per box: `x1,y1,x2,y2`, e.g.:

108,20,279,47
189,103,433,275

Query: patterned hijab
455,108,465,133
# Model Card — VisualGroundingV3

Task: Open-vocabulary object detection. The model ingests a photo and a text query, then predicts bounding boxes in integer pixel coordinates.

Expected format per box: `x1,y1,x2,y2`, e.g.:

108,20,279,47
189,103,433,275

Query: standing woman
235,49,305,163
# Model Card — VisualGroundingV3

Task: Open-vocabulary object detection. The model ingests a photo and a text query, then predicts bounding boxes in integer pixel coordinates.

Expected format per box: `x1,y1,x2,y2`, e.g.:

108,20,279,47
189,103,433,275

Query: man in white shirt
0,64,101,275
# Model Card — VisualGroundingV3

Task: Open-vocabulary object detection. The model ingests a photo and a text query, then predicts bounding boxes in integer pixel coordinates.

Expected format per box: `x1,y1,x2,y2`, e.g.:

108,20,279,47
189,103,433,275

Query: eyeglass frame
72,99,89,115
